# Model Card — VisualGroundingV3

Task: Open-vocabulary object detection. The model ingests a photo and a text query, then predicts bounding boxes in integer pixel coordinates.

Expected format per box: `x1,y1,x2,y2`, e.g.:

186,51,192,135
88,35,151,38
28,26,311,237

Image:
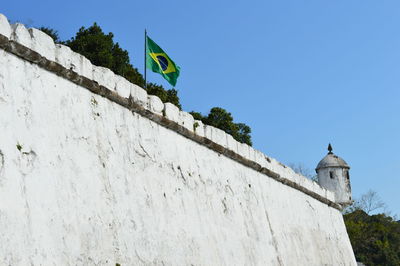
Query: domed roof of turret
316,144,349,170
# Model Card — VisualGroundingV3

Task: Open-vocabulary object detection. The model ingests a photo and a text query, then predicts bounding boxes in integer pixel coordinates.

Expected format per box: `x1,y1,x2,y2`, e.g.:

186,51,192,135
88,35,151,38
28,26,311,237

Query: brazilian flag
146,35,180,87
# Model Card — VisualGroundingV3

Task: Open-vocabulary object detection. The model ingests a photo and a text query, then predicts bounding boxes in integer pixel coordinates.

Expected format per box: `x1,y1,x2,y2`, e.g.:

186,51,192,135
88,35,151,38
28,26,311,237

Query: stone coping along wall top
0,13,340,210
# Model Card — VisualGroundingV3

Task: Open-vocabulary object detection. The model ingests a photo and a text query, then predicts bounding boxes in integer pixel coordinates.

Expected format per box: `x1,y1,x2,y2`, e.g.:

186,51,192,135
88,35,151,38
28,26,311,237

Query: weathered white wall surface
0,16,356,265
318,167,352,205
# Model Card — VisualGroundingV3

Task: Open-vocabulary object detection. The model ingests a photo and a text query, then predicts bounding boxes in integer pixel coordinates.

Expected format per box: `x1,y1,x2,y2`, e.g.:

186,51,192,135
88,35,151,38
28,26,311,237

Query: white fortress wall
0,14,356,265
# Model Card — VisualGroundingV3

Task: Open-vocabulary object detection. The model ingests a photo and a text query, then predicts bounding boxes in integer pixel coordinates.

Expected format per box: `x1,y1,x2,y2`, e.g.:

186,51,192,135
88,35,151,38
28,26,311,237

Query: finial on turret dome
328,143,333,154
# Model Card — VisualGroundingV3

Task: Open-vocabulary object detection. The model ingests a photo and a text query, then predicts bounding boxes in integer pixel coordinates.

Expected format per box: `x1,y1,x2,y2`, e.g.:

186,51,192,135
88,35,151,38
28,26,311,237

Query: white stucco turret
316,144,352,207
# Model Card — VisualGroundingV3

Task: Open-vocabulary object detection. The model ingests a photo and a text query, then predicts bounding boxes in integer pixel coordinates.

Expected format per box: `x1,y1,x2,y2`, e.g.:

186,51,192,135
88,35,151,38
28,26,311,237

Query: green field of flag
146,36,180,87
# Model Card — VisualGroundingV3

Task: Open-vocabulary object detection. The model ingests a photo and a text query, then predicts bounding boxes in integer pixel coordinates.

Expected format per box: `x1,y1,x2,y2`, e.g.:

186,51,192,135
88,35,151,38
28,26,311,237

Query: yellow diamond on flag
149,53,176,74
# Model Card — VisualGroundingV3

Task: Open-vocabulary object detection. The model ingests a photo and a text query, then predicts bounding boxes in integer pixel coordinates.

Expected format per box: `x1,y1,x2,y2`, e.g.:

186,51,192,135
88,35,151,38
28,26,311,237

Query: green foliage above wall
344,210,400,266
190,107,252,146
65,23,181,108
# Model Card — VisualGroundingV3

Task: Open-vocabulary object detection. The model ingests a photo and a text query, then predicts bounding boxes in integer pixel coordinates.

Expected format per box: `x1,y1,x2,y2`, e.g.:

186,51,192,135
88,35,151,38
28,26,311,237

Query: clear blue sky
3,0,399,217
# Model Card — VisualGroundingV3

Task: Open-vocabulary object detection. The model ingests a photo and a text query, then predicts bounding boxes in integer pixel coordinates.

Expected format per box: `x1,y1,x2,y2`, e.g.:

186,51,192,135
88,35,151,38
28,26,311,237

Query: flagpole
144,29,147,89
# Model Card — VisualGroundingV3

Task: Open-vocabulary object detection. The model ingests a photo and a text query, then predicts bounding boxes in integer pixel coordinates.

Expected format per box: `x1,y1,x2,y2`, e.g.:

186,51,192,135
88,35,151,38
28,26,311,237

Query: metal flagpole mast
144,29,147,89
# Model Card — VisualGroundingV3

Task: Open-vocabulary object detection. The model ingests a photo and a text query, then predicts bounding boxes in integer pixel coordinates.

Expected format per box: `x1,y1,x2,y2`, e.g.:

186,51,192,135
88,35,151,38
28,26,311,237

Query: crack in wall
261,196,284,266
0,150,4,185
306,200,316,211
0,150,3,170
136,143,155,162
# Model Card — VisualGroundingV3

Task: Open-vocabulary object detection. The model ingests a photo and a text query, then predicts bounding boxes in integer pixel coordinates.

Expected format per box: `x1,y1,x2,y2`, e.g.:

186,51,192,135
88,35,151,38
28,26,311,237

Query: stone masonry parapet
0,14,339,209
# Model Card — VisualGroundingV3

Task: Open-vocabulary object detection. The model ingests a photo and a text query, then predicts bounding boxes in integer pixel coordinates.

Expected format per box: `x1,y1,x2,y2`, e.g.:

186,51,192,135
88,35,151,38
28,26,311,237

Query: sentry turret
316,144,352,208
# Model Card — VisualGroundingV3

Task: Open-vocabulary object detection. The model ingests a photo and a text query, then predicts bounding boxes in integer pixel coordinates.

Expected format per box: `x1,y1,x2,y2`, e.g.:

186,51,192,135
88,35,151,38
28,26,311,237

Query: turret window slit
329,171,334,179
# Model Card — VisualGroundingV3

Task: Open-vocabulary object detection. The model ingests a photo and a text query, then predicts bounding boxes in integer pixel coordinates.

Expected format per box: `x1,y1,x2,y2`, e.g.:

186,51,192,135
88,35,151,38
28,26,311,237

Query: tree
65,23,181,107
235,123,252,146
190,107,252,146
343,191,400,266
288,162,317,181
146,83,181,109
39,27,62,43
345,190,387,215
66,24,141,82
344,210,400,266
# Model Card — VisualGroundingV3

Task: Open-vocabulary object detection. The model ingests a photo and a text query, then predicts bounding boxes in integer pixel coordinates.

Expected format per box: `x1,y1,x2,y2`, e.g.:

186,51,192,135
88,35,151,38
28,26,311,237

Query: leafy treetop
39,27,62,43
191,107,252,146
344,191,400,266
64,23,181,108
344,210,400,266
